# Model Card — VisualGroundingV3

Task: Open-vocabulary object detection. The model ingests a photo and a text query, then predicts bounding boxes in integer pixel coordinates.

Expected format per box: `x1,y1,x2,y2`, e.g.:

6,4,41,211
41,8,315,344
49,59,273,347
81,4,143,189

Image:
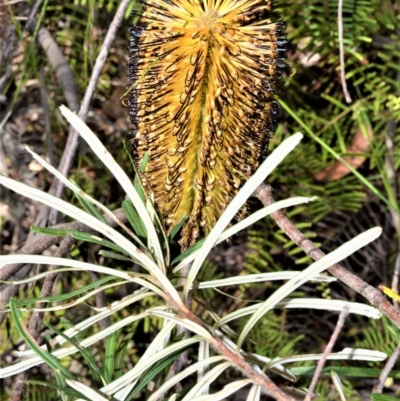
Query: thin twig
25,21,81,232
372,342,400,393
304,305,349,401
22,0,43,36
338,0,352,103
77,0,131,125
38,67,55,167
253,184,400,331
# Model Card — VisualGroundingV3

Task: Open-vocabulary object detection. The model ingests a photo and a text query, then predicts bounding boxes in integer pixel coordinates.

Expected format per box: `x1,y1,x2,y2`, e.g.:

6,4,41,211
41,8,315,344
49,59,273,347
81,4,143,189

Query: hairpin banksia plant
128,0,287,249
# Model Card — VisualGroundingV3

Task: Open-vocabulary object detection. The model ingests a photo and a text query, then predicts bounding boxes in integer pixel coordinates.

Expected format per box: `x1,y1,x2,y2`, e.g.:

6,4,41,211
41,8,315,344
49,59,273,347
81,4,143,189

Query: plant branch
253,184,400,331
165,297,296,401
372,342,400,394
305,305,349,401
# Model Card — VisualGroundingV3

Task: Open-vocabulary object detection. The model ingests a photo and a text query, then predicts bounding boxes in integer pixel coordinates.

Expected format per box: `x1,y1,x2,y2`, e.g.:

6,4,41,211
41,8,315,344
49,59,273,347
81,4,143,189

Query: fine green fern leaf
354,316,397,357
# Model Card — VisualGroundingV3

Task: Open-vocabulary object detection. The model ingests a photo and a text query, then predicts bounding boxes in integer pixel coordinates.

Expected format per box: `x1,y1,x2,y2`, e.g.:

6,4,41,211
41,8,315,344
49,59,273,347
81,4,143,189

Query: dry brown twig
304,305,349,401
373,343,400,394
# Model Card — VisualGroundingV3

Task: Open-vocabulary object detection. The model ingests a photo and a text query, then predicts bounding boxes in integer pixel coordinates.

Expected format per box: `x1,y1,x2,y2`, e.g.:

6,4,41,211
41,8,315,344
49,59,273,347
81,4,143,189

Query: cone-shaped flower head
128,0,287,249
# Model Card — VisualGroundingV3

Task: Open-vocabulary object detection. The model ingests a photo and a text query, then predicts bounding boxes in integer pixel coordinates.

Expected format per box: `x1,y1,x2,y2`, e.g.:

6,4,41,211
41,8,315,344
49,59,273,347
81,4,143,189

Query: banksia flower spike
128,0,287,249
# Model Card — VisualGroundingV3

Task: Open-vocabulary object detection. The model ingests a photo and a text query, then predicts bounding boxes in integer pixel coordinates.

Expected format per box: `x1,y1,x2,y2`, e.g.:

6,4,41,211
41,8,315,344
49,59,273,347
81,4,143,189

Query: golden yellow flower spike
128,0,287,249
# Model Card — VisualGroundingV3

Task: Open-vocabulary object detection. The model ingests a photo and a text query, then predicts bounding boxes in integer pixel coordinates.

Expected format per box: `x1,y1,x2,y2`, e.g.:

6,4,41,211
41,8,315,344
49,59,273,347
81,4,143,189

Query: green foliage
246,312,305,358
1,0,399,399
243,1,400,396
355,316,398,357
246,0,400,287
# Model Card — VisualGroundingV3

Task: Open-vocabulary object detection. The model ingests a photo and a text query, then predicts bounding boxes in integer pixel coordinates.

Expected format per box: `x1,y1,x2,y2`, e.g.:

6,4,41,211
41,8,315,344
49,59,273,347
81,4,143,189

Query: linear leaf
147,356,225,401
66,380,109,401
122,199,147,238
181,362,231,401
237,227,382,349
60,105,165,269
190,379,251,401
269,348,387,368
196,272,335,289
9,298,75,380
218,298,380,326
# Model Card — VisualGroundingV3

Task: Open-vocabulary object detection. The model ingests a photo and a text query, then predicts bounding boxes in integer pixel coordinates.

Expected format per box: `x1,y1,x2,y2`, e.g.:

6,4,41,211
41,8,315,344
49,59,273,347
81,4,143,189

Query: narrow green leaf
171,239,205,265
122,199,147,238
46,322,105,387
75,191,109,225
133,152,150,203
169,216,186,241
114,335,132,380
9,298,76,381
15,276,117,307
125,348,186,401
371,395,400,401
98,250,136,262
291,366,400,378
53,368,68,401
138,152,150,172
31,226,70,236
103,329,120,383
31,226,129,256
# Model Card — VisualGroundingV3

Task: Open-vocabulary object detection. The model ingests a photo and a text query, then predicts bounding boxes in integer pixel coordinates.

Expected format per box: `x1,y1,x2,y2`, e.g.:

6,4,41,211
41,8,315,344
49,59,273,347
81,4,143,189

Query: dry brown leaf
314,124,373,182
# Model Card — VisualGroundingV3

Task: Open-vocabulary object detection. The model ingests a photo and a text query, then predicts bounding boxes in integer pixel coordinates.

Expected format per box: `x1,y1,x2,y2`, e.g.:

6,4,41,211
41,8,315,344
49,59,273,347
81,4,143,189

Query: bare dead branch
372,343,400,394
165,296,296,401
305,305,349,401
